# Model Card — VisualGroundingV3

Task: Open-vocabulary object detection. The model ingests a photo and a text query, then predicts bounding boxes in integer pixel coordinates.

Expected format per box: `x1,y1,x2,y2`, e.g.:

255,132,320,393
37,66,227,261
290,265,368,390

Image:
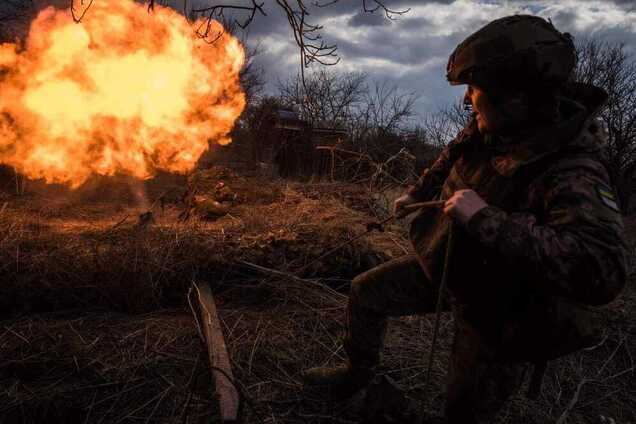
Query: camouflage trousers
345,255,525,424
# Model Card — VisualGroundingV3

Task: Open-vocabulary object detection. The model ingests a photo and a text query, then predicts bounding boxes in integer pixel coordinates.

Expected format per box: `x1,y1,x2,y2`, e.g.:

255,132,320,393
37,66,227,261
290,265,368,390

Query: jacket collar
485,83,608,177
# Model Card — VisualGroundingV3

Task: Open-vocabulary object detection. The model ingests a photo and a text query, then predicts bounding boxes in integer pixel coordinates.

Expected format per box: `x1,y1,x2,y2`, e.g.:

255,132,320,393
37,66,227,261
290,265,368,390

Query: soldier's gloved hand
443,189,488,225
393,193,417,217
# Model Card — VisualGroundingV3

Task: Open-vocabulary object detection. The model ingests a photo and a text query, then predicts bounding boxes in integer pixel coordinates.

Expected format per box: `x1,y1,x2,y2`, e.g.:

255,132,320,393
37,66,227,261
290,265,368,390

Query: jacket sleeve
406,144,454,201
407,119,477,201
466,158,628,305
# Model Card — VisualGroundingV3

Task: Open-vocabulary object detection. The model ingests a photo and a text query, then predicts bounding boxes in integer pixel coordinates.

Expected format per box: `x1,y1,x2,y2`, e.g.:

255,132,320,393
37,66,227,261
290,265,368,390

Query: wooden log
194,282,239,423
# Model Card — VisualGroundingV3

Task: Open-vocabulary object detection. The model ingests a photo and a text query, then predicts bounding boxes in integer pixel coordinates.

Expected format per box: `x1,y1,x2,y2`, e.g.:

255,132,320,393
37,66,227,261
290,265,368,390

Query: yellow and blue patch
596,184,620,213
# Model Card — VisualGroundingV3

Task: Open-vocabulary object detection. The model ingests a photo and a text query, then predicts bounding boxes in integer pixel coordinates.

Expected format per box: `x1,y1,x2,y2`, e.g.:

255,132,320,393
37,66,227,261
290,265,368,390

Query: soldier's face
464,85,500,134
464,85,528,135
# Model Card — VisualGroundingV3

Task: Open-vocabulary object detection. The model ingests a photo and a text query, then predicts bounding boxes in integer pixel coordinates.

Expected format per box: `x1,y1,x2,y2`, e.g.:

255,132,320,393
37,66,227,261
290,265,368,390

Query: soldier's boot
301,362,375,398
302,338,376,398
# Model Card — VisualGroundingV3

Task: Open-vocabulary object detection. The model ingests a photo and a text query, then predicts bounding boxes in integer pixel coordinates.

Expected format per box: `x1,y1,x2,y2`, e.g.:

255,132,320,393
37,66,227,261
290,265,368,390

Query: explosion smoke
0,0,246,188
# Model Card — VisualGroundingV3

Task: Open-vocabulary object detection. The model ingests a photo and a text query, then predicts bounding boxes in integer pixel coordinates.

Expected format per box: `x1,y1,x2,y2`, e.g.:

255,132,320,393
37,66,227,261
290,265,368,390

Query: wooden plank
194,282,239,423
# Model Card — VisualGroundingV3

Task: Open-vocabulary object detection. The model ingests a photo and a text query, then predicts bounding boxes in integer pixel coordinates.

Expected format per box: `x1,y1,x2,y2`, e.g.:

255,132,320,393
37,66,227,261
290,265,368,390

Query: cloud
23,0,636,118
348,10,389,27
534,1,636,53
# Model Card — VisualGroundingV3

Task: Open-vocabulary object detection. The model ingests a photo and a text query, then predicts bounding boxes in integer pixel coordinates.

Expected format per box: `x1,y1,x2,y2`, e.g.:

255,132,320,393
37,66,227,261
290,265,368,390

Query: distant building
255,107,347,178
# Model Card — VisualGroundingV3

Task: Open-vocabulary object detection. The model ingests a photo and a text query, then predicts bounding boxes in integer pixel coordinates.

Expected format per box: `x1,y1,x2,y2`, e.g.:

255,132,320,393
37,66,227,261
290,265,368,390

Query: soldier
302,15,628,423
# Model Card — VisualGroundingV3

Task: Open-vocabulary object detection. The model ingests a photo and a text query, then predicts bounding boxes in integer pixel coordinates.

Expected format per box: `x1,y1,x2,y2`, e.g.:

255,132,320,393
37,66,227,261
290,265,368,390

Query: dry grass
210,284,635,424
0,171,404,316
0,168,634,423
0,310,214,423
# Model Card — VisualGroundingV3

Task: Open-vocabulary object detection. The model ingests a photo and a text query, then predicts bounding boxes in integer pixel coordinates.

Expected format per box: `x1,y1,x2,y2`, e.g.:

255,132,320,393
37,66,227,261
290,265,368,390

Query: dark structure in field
254,107,347,178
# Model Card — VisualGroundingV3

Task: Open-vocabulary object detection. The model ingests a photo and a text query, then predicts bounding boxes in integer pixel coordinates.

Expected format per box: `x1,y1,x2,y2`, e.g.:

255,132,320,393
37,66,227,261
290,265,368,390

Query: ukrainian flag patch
596,184,620,212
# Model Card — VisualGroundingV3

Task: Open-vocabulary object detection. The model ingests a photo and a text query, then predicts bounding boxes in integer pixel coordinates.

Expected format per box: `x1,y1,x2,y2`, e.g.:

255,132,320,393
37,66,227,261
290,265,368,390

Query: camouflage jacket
408,83,627,361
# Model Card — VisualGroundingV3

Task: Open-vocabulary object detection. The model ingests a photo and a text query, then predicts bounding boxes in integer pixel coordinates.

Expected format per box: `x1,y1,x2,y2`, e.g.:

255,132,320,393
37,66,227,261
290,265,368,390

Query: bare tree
184,1,409,74
443,98,472,132
239,41,265,104
278,69,367,128
349,79,419,166
573,39,636,209
69,0,409,77
418,98,471,148
358,80,418,136
278,70,418,139
420,109,460,149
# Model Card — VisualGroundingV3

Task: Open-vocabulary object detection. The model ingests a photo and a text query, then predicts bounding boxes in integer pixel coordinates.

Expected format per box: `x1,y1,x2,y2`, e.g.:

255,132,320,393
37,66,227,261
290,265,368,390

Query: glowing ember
0,0,246,187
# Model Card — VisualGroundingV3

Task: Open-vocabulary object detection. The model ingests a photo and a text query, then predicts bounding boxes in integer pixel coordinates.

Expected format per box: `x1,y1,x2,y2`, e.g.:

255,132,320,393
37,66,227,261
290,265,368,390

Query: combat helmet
447,15,576,89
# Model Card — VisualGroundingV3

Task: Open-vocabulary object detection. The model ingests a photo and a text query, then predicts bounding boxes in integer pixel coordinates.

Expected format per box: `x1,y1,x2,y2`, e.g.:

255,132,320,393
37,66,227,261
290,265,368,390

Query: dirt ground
0,166,634,423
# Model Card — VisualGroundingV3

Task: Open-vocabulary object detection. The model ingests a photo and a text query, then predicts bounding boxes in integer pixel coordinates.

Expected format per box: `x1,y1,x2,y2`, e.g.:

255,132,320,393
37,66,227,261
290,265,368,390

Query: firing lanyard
420,219,455,416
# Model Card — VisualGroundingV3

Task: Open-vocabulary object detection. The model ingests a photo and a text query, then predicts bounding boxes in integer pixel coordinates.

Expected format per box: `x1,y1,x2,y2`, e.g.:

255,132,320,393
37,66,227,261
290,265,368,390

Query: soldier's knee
350,270,379,309
350,273,367,302
350,257,417,311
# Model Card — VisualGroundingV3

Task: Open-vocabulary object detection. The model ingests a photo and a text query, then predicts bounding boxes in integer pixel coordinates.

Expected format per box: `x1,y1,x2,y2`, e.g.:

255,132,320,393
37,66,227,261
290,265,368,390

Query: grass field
0,167,633,423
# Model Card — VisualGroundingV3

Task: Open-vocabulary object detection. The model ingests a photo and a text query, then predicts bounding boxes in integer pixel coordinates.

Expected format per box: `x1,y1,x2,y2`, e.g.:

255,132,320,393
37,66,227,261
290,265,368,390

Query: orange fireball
0,0,246,187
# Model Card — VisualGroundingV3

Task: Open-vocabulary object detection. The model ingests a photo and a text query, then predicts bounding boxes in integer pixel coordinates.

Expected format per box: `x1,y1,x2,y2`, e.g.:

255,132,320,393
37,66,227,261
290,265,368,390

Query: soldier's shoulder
543,150,623,216
545,142,610,182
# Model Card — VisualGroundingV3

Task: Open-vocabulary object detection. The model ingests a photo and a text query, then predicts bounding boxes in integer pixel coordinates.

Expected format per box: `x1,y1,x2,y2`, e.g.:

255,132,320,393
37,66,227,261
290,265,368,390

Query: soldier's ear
463,87,472,110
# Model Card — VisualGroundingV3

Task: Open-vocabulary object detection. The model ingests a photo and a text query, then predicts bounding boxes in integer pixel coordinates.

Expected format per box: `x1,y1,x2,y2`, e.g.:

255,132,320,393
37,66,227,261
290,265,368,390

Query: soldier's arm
407,146,452,201
407,120,477,201
466,159,628,305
